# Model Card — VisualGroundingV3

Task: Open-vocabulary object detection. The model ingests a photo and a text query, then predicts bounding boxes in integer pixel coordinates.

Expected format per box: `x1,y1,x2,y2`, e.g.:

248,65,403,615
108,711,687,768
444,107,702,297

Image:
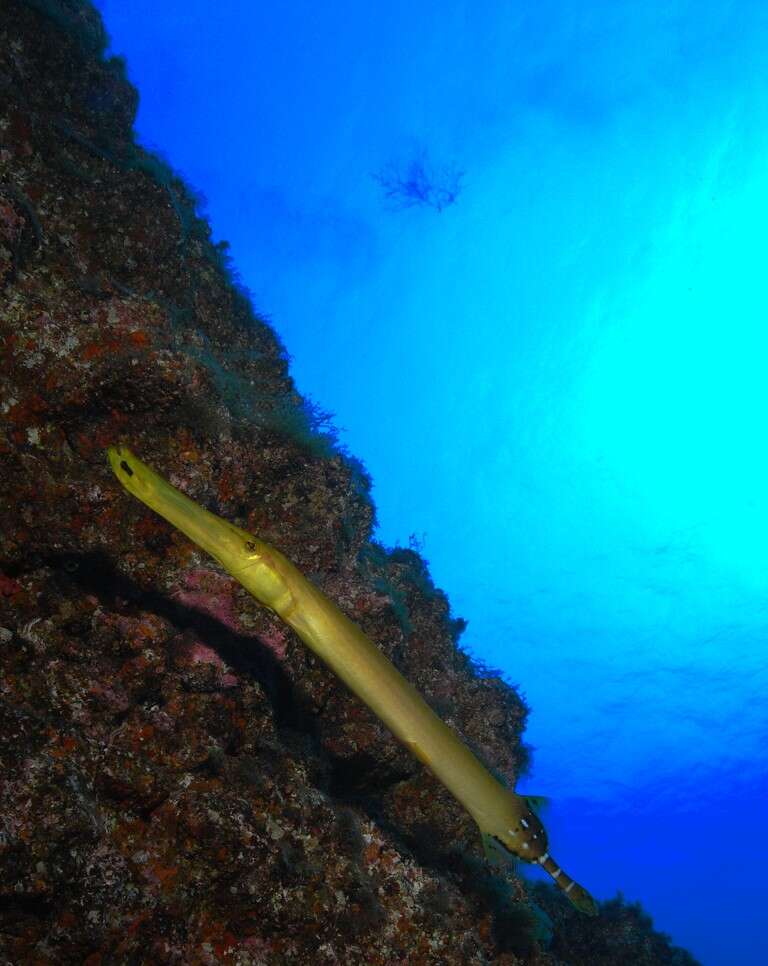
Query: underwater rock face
0,2,699,964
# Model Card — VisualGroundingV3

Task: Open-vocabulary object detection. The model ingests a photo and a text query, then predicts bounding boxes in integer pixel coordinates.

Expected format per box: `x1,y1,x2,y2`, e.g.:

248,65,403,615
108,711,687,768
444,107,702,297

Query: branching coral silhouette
374,150,464,212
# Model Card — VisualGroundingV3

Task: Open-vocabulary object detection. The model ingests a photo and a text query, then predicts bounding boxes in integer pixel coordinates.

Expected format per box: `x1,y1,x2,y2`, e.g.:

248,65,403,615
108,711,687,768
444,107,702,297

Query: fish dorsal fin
524,795,550,816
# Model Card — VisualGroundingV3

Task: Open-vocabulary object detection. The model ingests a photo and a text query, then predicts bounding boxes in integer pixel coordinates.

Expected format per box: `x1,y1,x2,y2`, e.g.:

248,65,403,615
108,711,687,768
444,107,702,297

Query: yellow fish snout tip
106,446,148,498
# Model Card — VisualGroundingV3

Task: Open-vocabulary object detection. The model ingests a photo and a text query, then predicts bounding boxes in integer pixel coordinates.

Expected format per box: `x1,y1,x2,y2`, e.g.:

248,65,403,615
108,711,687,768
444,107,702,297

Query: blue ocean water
95,2,768,961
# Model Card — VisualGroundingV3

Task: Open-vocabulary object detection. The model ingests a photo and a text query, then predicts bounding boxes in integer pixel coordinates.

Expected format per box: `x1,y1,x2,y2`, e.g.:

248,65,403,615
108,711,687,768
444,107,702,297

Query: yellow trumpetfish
106,445,598,916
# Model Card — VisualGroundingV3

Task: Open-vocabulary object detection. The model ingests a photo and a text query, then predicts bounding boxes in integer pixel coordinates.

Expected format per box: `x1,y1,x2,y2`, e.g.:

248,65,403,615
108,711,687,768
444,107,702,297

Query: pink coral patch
168,632,239,688
172,568,288,660
256,625,288,660
172,569,244,634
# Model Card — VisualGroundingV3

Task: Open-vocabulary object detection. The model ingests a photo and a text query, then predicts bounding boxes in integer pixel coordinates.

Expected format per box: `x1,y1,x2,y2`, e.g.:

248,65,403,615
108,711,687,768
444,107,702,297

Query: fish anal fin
481,831,518,867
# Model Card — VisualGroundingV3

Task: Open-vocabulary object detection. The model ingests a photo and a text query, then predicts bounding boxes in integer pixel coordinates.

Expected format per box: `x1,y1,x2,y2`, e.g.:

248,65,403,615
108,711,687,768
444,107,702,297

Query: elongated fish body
106,445,598,916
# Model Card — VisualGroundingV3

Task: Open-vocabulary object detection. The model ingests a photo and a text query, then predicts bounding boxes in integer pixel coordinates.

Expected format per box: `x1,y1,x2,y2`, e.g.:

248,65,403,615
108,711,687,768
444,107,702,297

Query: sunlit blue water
95,2,768,961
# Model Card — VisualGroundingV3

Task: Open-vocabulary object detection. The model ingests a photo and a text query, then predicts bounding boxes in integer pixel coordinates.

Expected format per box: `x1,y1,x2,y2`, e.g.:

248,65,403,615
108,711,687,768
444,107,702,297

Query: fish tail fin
538,853,599,916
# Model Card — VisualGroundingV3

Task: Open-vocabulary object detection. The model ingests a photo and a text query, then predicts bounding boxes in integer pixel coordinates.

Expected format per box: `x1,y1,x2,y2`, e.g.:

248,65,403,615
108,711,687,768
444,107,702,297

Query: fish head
481,793,550,864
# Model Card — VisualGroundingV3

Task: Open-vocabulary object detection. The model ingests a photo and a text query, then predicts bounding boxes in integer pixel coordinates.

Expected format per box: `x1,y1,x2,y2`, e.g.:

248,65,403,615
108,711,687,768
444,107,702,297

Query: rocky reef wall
0,3,699,964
